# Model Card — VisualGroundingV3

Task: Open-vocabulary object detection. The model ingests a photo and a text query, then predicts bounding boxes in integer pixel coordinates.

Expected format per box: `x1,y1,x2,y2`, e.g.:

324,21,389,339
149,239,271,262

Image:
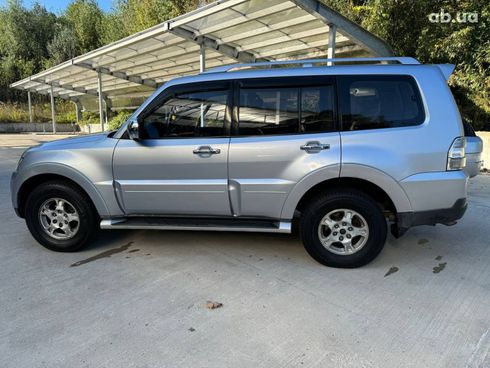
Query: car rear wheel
300,189,387,268
24,181,99,252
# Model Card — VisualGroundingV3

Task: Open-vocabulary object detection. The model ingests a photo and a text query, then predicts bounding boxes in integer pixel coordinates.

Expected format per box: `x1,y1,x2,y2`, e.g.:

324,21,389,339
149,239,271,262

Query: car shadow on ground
74,222,468,274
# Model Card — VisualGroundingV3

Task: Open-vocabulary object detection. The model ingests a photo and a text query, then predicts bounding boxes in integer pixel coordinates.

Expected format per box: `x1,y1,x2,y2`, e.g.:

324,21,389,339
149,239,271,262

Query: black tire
24,180,99,252
300,189,387,268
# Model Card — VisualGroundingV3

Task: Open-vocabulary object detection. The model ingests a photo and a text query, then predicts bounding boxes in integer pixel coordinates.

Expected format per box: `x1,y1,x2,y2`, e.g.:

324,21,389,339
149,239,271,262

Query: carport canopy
10,0,393,131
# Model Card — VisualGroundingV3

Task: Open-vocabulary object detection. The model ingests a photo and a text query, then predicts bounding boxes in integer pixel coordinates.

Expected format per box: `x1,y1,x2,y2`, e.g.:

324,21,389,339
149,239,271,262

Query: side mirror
127,120,140,140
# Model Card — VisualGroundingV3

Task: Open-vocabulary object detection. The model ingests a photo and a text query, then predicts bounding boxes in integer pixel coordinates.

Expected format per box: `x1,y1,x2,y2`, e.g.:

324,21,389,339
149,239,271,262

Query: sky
0,0,113,13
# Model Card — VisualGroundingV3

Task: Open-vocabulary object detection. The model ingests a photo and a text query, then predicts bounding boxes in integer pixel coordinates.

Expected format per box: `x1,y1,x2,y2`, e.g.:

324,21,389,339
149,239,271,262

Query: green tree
47,23,78,65
99,12,127,45
65,0,103,53
120,0,178,34
0,0,56,101
99,0,205,44
0,1,56,68
324,0,490,130
414,1,490,129
171,0,199,14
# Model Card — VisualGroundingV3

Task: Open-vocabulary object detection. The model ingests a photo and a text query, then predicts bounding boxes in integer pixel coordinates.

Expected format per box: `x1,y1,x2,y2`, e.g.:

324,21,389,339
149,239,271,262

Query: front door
228,76,341,219
113,82,232,216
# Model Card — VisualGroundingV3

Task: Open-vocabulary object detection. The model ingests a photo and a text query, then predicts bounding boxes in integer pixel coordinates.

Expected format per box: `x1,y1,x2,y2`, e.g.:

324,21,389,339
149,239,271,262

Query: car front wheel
24,181,99,252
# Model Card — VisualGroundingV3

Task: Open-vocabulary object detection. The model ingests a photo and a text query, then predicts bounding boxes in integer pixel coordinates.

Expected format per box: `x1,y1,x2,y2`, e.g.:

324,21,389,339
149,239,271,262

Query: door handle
300,141,330,152
193,146,221,155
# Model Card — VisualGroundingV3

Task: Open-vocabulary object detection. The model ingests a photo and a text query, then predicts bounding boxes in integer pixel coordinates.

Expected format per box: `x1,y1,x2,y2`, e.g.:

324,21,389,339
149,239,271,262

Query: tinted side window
237,84,335,136
339,76,425,131
239,88,299,135
141,89,229,138
301,86,335,133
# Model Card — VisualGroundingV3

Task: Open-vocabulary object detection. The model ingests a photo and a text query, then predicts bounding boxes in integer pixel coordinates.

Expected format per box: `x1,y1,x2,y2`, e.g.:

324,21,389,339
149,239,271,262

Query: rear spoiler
436,64,455,81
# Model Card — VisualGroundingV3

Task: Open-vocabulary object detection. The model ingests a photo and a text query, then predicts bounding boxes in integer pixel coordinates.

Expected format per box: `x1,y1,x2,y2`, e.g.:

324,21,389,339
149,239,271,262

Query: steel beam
35,78,99,97
169,26,268,63
291,0,394,56
76,62,157,88
25,87,74,101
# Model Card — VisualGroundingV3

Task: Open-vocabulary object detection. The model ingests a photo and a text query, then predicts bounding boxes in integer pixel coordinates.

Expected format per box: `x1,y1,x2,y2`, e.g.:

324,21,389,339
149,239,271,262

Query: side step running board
100,217,291,234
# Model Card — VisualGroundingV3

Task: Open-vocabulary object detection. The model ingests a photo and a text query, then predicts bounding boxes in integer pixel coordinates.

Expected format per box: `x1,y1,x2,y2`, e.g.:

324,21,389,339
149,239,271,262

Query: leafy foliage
47,24,78,66
78,111,100,126
65,0,104,53
323,0,490,130
101,0,195,44
0,1,57,101
108,111,132,130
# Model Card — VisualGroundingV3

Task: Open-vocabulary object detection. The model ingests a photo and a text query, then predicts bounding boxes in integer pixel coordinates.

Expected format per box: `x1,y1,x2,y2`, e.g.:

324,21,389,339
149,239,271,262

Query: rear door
228,76,341,219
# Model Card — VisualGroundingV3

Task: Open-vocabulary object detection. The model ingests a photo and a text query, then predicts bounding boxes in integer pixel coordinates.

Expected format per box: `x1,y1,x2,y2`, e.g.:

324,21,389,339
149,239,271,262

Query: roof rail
202,57,420,74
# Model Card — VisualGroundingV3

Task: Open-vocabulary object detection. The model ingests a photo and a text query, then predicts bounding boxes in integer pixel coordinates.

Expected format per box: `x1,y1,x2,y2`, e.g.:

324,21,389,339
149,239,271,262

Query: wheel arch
16,166,110,218
294,177,396,216
281,165,412,219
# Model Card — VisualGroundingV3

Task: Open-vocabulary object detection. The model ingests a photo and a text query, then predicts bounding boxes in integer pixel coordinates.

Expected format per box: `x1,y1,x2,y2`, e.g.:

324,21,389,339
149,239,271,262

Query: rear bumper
464,135,483,177
393,198,467,237
399,170,467,212
400,198,467,227
393,170,468,238
464,152,483,178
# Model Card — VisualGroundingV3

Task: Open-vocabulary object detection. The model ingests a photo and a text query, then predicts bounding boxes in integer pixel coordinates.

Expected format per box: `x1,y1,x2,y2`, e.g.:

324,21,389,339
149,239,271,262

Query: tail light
447,137,466,171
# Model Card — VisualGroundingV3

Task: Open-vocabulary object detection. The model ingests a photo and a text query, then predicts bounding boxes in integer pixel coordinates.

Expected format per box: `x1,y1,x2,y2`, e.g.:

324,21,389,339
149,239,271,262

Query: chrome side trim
100,219,291,233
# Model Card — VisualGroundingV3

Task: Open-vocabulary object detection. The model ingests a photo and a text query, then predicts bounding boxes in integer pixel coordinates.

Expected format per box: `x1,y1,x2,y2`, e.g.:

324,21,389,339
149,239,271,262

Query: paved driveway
1,134,489,368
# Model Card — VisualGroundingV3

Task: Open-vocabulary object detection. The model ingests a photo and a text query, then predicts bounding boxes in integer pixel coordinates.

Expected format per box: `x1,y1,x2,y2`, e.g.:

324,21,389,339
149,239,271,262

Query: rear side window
301,86,335,133
239,88,299,135
338,75,425,131
237,83,335,136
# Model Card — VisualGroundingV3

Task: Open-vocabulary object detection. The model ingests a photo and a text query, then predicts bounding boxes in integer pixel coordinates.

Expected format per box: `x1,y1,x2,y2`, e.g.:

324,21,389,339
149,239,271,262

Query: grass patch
0,102,133,131
0,101,77,124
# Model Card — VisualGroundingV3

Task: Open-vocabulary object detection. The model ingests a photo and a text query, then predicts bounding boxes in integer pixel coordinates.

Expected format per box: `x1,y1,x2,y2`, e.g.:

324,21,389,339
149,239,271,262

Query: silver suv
11,57,476,268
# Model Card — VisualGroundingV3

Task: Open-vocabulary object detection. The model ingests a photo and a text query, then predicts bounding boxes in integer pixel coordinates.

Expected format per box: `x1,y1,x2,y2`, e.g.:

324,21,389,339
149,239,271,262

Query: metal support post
97,71,105,131
327,24,337,66
27,91,33,123
50,85,56,134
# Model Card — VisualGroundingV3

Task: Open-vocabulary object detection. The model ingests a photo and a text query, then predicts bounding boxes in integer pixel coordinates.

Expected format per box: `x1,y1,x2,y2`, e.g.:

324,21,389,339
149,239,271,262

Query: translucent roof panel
10,0,393,110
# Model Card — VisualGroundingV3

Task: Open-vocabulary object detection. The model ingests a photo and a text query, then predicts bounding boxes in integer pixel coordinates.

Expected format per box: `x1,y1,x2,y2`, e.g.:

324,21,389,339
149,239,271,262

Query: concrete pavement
1,134,490,368
0,133,77,148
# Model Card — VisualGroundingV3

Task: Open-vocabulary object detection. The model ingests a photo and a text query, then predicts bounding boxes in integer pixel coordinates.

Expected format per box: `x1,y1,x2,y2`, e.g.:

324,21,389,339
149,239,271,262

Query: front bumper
10,171,21,217
393,198,468,237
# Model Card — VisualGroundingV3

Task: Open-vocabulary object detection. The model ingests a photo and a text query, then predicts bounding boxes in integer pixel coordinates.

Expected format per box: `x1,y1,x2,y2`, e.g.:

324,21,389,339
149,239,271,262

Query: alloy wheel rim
317,208,369,255
38,198,80,240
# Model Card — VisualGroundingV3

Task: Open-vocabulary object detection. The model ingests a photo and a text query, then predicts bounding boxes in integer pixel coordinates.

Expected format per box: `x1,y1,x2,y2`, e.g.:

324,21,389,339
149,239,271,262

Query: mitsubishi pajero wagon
11,57,476,268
